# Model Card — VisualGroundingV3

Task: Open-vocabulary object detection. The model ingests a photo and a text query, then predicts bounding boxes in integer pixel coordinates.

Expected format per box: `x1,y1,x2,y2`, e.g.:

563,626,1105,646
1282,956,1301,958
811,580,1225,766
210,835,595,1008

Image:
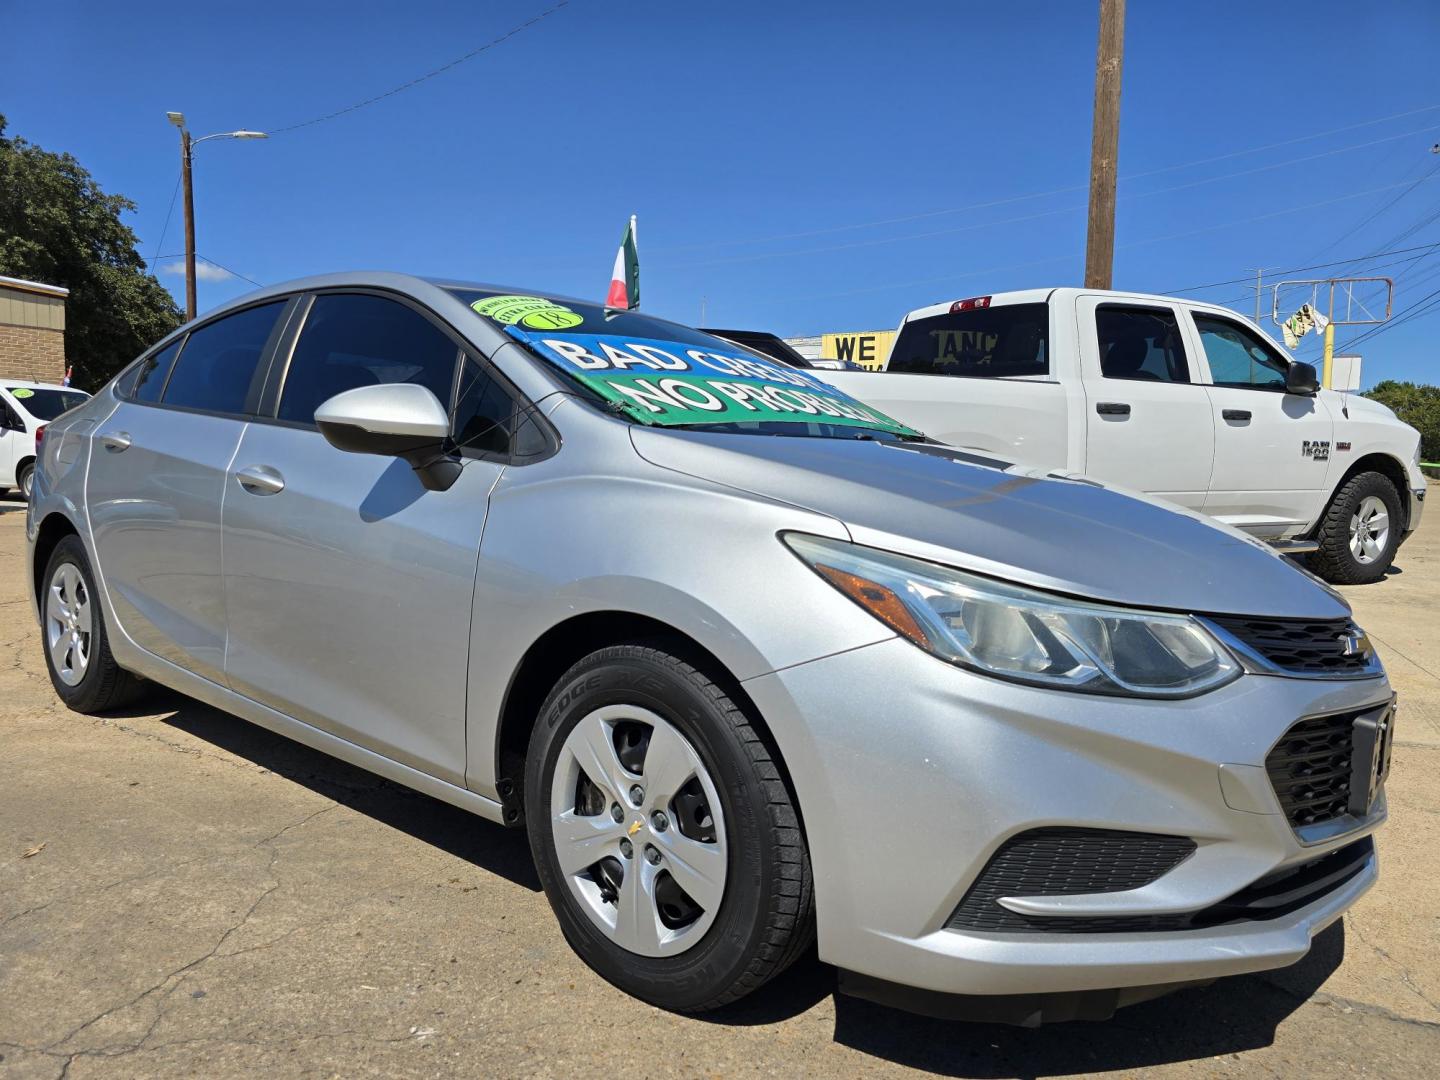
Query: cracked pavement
1,497,1437,1078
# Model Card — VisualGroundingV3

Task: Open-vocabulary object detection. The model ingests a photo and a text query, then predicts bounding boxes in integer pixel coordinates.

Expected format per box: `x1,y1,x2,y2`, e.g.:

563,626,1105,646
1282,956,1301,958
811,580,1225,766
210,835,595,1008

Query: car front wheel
525,643,813,1012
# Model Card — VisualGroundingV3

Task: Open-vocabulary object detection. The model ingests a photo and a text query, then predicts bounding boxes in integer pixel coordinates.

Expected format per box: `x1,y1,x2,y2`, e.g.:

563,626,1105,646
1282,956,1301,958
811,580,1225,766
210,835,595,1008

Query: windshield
6,387,88,420
453,290,919,439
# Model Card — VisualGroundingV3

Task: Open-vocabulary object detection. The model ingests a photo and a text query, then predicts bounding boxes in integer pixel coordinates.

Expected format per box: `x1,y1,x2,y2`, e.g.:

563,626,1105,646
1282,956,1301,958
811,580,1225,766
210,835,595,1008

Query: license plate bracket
1347,698,1396,816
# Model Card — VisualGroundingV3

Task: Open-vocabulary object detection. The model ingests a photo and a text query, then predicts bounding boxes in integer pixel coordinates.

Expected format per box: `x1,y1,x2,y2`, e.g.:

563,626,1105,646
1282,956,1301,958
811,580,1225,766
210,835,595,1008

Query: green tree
0,114,181,389
1365,380,1440,463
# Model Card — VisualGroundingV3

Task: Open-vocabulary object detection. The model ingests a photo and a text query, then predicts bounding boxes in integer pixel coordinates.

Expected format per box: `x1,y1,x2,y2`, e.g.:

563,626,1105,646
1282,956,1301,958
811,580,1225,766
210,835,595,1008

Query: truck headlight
785,534,1240,698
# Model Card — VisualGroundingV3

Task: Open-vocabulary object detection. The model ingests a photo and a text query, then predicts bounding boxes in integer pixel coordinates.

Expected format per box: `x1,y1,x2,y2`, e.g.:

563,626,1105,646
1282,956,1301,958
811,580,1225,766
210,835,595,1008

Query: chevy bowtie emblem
628,819,644,837
1339,631,1369,657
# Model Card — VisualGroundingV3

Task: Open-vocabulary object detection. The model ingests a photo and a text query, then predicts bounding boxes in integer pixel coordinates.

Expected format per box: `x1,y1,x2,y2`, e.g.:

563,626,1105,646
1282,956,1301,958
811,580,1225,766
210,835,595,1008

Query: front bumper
742,637,1389,1000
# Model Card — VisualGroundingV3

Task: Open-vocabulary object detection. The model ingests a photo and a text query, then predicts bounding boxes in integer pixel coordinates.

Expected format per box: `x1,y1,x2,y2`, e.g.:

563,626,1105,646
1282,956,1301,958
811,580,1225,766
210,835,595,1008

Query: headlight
785,534,1239,698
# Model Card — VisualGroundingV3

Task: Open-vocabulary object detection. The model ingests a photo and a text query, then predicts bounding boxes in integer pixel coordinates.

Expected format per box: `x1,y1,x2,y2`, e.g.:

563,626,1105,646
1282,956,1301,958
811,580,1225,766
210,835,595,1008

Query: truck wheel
1310,471,1403,585
525,643,814,1012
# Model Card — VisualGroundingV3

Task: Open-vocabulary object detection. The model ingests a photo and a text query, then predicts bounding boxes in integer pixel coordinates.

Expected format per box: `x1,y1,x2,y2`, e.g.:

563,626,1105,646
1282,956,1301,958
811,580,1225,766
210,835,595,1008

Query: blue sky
4,0,1439,386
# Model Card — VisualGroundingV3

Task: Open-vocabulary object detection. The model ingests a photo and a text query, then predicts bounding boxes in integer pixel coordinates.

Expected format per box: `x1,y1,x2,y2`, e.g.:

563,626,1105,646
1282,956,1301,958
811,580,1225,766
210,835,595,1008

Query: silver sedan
27,273,1392,1022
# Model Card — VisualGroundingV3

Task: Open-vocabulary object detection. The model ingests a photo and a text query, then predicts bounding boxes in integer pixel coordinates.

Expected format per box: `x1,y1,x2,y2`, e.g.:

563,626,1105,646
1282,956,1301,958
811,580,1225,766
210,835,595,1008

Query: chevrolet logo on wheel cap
627,819,644,837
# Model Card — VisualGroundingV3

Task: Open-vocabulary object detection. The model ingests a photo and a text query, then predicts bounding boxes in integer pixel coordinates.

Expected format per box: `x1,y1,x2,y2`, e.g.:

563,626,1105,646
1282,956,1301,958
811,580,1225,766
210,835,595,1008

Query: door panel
1077,298,1214,509
85,403,245,682
1189,312,1335,533
220,424,500,783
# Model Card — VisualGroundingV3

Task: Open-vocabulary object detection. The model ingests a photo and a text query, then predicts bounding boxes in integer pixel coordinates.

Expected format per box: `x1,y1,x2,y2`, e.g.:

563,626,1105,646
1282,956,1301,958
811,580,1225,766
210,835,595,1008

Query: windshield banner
507,328,918,435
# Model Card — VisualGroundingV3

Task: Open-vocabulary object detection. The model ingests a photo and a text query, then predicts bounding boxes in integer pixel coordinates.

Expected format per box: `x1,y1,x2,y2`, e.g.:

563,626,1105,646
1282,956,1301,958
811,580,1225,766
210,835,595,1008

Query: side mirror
1286,361,1320,396
315,383,461,491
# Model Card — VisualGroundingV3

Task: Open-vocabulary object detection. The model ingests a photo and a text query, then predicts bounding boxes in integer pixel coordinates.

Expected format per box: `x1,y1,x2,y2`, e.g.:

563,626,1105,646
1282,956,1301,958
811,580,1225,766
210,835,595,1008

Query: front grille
1208,615,1374,676
945,836,1373,935
945,828,1196,933
1266,712,1356,828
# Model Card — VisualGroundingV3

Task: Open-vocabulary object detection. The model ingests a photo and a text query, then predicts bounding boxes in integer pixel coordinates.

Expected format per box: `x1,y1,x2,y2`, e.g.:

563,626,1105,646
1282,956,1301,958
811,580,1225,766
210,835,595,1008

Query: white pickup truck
819,288,1426,583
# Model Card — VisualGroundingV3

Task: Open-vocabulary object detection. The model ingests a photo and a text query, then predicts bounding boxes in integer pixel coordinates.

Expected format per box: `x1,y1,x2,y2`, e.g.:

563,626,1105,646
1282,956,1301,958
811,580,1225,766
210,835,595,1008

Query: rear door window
887,303,1048,377
161,302,287,414
120,339,183,403
1096,305,1190,383
277,293,460,424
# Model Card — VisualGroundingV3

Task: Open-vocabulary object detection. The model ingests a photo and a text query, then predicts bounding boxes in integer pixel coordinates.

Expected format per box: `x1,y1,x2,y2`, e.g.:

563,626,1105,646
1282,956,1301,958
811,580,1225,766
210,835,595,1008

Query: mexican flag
605,215,640,310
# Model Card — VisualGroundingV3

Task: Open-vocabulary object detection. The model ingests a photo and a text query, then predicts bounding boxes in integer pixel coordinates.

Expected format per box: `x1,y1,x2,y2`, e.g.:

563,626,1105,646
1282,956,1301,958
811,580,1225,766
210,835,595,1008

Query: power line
1301,159,1440,261
149,175,182,271
268,1,574,135
651,107,1440,256
1164,242,1440,295
154,253,265,287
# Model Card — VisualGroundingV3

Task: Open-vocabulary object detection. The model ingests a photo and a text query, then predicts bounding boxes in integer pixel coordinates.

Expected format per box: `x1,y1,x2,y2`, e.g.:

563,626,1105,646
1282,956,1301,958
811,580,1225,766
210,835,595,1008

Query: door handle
1222,409,1252,422
235,464,286,496
1095,402,1131,416
100,431,132,452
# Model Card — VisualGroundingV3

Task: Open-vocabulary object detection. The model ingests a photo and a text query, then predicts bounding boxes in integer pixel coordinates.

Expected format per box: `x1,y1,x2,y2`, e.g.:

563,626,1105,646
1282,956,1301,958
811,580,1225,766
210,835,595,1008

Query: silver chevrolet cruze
27,272,1393,1023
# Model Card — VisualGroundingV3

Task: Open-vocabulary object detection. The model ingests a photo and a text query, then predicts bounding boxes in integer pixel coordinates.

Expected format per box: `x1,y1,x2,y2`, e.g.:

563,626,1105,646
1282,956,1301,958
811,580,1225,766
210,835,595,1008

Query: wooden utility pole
1084,0,1125,290
180,129,197,322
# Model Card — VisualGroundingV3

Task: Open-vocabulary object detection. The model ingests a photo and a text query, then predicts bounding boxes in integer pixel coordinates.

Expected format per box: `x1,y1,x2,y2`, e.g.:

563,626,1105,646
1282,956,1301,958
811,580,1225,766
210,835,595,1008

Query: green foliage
1365,380,1440,463
0,114,181,388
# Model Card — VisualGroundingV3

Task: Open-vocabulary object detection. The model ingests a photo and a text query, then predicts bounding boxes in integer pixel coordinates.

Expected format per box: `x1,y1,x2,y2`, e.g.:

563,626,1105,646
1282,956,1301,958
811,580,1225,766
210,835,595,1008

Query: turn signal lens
815,564,932,648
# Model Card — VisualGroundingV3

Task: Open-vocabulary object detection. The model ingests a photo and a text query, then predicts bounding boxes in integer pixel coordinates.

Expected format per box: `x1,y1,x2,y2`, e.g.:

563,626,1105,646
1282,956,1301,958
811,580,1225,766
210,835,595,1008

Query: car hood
630,429,1349,619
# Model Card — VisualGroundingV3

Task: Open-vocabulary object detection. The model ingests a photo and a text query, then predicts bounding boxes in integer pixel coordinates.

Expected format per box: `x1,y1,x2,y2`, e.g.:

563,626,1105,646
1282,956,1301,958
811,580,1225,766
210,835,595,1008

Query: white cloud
161,260,233,282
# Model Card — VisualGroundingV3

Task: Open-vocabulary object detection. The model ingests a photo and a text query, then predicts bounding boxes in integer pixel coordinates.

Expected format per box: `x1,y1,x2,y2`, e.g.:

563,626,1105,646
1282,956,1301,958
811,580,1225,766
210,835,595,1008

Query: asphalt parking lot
1,498,1437,1079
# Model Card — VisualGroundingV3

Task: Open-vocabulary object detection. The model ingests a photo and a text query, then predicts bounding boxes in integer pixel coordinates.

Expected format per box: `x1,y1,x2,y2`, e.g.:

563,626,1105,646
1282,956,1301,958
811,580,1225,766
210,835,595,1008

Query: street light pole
165,112,267,322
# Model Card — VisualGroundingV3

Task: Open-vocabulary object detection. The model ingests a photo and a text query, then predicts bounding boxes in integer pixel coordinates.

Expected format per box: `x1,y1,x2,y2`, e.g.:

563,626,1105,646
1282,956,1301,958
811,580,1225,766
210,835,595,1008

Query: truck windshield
6,388,88,420
452,290,920,440
888,303,1049,378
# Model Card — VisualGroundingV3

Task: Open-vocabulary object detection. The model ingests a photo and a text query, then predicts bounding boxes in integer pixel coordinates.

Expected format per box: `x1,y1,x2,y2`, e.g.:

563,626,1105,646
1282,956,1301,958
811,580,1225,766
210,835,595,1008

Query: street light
165,112,268,320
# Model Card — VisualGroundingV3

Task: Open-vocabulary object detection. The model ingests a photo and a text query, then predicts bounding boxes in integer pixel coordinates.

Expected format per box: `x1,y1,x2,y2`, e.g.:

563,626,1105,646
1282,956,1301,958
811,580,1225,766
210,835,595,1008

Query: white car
1,381,90,500
819,289,1426,583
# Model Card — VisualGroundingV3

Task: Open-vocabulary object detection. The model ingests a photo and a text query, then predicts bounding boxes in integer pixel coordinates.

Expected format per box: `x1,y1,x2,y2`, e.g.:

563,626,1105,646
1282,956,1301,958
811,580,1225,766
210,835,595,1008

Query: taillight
34,425,46,446
949,296,992,312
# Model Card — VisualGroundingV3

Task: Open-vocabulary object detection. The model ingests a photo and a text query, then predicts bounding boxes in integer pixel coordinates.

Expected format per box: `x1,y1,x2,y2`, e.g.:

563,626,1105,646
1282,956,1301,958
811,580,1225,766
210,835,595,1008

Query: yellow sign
821,330,894,371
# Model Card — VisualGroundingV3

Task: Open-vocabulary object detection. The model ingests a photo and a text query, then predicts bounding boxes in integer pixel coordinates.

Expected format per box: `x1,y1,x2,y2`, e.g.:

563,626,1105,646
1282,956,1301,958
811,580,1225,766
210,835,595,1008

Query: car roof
1,379,83,392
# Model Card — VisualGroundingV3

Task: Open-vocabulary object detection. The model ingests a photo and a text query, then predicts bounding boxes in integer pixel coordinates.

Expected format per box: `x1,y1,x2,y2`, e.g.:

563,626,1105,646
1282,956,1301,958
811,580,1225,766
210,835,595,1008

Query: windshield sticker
507,328,920,436
9,388,34,399
470,295,583,330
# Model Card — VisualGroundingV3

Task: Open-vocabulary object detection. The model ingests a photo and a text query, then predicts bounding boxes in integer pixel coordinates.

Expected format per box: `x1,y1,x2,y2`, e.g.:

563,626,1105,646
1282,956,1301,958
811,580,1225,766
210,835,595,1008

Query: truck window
1192,314,1289,391
888,303,1047,378
1096,306,1190,383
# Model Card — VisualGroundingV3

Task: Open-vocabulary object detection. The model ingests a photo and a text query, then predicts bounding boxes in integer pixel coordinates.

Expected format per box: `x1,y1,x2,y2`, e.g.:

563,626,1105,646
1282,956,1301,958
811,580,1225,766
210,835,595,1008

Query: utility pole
180,130,197,322
1249,267,1266,323
1083,0,1125,290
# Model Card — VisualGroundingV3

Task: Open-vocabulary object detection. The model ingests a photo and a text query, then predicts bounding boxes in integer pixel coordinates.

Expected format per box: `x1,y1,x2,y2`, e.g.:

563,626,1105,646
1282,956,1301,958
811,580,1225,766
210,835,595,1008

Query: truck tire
1310,471,1403,585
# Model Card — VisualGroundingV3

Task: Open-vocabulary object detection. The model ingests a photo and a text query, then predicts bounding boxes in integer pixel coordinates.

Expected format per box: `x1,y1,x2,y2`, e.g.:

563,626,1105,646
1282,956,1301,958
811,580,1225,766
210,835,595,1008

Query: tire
525,643,814,1012
40,535,146,712
1310,471,1403,585
17,461,35,501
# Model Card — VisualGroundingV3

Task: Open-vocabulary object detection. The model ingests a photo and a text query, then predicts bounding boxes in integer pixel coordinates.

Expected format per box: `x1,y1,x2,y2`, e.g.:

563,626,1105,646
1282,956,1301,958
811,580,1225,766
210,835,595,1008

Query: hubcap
1348,495,1390,564
45,562,92,686
550,704,727,957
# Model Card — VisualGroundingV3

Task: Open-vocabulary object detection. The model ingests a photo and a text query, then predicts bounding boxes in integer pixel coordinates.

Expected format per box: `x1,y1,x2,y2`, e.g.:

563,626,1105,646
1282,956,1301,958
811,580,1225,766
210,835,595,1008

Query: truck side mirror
1286,361,1320,396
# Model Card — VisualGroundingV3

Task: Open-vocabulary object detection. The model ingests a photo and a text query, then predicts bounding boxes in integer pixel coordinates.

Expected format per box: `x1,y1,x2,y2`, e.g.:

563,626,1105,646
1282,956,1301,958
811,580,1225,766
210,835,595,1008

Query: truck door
1187,310,1335,536
1077,297,1214,511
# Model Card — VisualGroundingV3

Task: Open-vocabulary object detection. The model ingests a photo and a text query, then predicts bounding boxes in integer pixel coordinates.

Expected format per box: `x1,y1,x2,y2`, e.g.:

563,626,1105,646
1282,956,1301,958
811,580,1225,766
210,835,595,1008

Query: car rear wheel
41,536,146,712
1310,471,1403,584
17,461,35,501
525,643,813,1012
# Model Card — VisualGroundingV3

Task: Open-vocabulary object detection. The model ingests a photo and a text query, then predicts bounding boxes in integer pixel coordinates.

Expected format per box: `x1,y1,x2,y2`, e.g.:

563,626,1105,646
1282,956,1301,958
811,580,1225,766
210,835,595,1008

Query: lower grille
1266,712,1356,828
945,828,1195,933
946,836,1373,935
1207,615,1375,676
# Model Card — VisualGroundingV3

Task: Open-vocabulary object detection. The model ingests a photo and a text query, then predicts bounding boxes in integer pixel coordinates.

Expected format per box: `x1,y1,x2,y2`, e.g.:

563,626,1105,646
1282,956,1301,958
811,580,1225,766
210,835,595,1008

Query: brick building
0,275,68,384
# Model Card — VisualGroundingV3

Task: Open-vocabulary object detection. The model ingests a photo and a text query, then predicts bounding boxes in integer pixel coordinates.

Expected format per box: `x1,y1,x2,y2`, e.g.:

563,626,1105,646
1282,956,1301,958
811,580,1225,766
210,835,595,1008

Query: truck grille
945,828,1195,933
1207,615,1374,676
1266,712,1356,828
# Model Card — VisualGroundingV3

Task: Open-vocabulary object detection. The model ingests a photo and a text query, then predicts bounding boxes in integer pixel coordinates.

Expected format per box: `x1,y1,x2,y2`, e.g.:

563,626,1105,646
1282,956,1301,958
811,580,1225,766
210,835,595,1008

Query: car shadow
112,687,541,892
702,925,1344,1076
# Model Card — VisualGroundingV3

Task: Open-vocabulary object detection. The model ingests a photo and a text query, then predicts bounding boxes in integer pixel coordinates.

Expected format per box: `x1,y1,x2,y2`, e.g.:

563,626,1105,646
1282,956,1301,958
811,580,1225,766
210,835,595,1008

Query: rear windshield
888,303,1049,378
452,290,919,439
5,387,88,420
